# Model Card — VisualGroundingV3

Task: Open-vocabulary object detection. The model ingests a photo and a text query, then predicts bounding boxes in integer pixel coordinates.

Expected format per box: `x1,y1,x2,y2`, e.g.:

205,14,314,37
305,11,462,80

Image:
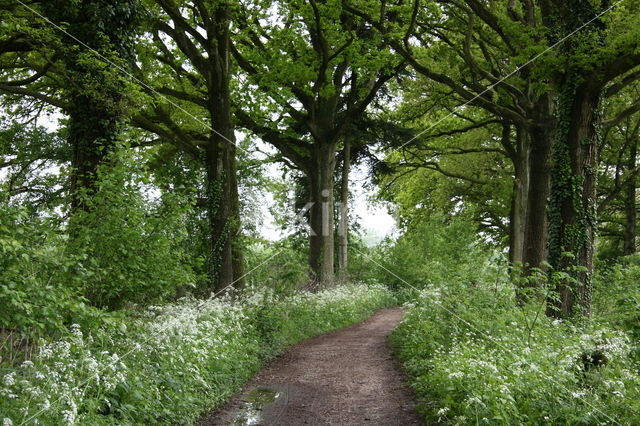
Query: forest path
199,307,421,425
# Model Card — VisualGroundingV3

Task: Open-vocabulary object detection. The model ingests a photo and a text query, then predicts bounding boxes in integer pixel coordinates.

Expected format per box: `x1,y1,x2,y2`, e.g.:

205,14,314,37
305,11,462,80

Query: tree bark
623,140,637,255
309,141,337,286
337,138,351,280
206,4,245,293
547,78,600,318
509,127,529,265
522,123,553,275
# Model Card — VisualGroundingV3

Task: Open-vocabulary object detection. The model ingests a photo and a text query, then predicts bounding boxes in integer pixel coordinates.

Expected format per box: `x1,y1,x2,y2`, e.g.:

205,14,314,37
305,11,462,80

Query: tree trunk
44,1,135,218
513,122,553,304
67,100,120,215
522,124,552,275
337,138,351,280
205,141,233,292
510,127,529,265
623,141,637,255
309,141,337,286
206,5,244,293
547,78,600,318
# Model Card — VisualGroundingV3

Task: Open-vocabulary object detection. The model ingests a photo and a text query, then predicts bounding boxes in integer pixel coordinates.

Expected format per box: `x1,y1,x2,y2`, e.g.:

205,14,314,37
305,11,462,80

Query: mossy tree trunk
547,75,601,318
43,0,139,216
542,0,613,318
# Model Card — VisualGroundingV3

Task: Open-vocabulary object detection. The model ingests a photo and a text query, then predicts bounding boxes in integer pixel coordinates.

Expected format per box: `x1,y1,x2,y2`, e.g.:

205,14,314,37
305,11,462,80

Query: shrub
69,149,195,309
371,214,496,293
0,204,97,343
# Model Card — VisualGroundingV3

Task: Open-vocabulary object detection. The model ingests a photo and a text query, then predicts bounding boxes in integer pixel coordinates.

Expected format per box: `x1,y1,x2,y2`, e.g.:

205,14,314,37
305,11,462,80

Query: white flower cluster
399,288,640,424
577,329,630,361
0,283,392,424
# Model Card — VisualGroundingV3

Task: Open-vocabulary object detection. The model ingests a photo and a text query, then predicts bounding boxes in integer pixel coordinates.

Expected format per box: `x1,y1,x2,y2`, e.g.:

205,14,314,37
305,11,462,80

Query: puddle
232,387,282,426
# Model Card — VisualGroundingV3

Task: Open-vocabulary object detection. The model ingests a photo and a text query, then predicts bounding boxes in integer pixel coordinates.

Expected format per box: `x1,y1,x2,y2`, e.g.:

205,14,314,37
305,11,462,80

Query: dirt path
200,307,421,426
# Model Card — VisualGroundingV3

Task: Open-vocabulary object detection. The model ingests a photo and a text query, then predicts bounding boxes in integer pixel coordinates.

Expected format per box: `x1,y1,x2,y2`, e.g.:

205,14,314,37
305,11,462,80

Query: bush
0,148,195,363
0,204,97,342
364,214,498,300
391,281,640,425
0,283,394,425
69,149,195,309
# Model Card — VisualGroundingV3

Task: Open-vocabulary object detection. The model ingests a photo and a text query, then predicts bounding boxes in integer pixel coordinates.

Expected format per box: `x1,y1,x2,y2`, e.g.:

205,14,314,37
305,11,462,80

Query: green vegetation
393,276,640,424
2,0,640,424
386,219,640,424
1,284,393,424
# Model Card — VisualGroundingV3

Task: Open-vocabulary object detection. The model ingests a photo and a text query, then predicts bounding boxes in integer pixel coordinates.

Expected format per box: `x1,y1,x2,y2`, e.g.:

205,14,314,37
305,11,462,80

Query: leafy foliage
0,203,91,336
68,148,195,309
371,213,497,293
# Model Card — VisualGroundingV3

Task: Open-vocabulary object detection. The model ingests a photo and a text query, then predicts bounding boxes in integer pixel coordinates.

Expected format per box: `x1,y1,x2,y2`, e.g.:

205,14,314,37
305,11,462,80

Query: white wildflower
499,384,511,395
467,396,485,406
3,418,13,426
3,373,16,386
70,324,82,339
62,399,77,425
437,407,450,419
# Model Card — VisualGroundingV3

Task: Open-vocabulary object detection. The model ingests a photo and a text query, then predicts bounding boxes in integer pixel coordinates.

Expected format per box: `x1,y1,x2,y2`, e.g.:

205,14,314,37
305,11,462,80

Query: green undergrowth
0,283,394,425
391,280,640,425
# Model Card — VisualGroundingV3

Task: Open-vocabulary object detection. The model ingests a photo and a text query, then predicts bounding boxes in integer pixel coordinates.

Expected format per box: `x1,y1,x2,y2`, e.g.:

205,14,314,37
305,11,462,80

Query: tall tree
45,0,140,214
134,0,245,292
232,0,403,284
344,0,557,278
543,0,640,318
0,0,140,216
347,0,640,315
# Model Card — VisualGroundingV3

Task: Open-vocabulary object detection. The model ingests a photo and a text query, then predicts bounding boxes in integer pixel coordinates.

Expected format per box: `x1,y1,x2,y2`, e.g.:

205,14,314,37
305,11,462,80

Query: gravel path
200,307,421,425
